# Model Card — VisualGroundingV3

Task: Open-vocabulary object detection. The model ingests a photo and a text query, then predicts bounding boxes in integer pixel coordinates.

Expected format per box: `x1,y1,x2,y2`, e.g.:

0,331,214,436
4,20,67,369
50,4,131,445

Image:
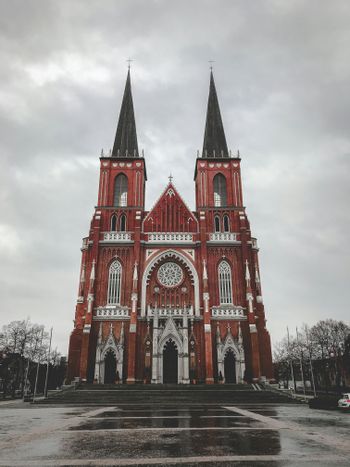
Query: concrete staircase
36,384,298,406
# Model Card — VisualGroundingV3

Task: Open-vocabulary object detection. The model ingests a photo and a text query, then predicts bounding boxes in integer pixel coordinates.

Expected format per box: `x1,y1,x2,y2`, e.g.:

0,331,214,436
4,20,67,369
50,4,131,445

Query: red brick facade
67,71,273,384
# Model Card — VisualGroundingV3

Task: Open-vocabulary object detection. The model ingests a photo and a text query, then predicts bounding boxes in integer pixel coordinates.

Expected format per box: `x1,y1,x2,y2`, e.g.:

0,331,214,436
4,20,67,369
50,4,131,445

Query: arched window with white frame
107,260,122,305
119,214,127,232
223,215,230,232
213,174,227,207
110,214,117,231
214,215,221,232
218,260,233,304
113,174,128,207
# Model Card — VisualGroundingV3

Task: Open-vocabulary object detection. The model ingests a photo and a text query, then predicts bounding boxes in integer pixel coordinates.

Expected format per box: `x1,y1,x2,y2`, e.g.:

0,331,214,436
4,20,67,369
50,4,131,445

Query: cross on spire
168,173,173,183
208,59,215,71
126,58,133,69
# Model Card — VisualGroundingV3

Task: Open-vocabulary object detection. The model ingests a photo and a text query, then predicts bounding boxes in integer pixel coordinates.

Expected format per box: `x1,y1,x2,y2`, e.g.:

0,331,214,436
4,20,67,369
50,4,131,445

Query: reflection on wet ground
62,426,282,458
0,403,349,465
71,415,265,430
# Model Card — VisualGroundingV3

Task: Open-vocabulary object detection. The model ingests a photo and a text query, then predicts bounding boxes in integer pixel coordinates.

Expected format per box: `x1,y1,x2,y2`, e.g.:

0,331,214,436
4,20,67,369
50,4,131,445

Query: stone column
182,308,190,384
151,307,159,384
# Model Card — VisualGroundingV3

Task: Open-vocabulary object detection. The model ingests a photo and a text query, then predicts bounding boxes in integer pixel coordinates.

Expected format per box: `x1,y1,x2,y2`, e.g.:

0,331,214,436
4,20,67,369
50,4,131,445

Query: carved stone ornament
157,262,183,287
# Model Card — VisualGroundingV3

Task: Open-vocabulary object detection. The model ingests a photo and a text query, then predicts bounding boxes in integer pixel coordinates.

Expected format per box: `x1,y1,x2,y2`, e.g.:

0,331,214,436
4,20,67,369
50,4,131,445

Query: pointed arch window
223,215,230,232
114,174,128,207
213,174,227,207
218,260,233,305
107,261,122,305
110,214,117,231
214,215,221,232
119,214,127,232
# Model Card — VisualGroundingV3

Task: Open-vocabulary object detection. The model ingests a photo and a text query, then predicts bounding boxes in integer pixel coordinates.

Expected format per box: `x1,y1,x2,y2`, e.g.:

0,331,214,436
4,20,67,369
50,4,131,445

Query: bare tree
0,320,49,396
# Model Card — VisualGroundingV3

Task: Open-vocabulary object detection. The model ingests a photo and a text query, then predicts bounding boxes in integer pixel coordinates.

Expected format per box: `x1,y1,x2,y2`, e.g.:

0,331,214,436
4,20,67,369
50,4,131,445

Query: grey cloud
1,0,349,353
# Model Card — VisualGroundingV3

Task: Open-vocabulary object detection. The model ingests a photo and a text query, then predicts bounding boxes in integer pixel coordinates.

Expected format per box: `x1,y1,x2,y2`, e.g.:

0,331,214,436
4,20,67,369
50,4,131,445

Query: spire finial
126,58,133,70
208,59,215,71
168,173,173,183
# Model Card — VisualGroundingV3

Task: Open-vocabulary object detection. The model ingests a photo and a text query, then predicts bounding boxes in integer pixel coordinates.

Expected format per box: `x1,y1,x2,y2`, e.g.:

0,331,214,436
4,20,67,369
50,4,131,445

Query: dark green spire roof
112,69,139,157
202,71,229,158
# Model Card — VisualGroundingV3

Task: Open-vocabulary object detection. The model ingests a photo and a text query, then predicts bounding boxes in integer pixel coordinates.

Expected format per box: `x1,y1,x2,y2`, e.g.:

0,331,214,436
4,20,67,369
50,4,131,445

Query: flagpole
44,327,53,398
306,326,317,397
287,327,296,392
296,326,306,399
33,327,44,402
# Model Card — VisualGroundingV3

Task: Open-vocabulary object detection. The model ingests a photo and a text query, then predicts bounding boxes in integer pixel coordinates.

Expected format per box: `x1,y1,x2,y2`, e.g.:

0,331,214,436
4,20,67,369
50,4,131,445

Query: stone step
36,384,297,406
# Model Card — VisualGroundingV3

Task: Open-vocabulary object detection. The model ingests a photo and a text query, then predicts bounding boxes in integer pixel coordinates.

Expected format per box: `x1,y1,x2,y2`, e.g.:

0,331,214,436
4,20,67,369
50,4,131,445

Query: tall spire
202,71,229,158
112,69,139,157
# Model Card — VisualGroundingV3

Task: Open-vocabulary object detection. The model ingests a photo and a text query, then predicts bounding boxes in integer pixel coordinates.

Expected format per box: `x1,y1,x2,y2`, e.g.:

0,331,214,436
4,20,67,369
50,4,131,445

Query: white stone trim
147,306,193,318
147,233,193,243
83,324,91,334
141,249,200,317
151,316,189,384
216,331,245,383
211,307,246,319
208,232,239,243
94,325,124,384
181,249,195,259
94,307,129,320
102,232,132,242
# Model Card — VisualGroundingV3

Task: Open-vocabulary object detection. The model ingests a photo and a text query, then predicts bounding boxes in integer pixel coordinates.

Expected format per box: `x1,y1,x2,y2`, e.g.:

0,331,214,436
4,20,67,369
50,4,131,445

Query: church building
67,69,273,384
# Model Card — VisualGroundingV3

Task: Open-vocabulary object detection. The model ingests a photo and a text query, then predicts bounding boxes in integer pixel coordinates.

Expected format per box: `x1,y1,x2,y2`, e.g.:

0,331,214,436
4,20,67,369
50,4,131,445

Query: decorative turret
202,71,229,158
112,69,139,158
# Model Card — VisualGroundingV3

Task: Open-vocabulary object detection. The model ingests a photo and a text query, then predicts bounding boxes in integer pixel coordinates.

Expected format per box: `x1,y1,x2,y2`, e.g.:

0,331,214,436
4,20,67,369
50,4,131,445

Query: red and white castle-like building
67,70,273,384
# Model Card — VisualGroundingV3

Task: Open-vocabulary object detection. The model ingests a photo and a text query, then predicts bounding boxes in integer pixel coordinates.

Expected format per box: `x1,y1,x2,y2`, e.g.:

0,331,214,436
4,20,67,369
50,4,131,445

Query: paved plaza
0,398,349,466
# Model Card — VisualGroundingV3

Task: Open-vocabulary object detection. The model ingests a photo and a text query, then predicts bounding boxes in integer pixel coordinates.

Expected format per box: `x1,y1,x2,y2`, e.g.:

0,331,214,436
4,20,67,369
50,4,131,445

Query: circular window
157,262,184,288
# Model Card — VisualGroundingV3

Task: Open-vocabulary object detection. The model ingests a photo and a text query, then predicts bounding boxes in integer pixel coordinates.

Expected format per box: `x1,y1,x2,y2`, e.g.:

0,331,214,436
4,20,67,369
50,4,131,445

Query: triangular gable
143,183,198,233
158,316,183,349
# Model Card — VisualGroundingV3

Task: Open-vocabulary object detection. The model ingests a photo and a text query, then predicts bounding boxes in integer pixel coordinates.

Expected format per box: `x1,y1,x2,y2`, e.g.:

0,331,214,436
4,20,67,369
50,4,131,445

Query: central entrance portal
163,339,178,384
104,350,117,384
224,349,236,383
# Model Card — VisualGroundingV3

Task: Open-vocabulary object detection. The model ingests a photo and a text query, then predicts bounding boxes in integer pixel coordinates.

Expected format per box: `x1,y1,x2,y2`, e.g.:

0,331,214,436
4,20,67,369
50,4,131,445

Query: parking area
0,401,349,466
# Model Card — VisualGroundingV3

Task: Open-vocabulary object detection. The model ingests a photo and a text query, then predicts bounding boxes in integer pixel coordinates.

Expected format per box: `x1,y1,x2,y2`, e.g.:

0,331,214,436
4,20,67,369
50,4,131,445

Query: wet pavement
0,401,349,466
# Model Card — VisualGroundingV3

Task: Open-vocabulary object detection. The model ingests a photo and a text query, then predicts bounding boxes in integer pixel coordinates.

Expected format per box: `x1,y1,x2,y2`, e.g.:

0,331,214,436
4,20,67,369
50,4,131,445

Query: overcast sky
1,0,349,355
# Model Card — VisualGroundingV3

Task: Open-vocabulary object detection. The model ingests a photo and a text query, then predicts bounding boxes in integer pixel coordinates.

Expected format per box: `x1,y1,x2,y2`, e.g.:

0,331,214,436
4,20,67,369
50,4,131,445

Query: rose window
157,262,183,288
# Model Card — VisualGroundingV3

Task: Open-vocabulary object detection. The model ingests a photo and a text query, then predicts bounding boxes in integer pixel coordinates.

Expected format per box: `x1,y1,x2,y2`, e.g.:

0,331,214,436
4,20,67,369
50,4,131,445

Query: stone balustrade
211,307,246,319
147,233,193,243
147,306,194,317
94,307,130,319
102,232,132,242
208,232,239,242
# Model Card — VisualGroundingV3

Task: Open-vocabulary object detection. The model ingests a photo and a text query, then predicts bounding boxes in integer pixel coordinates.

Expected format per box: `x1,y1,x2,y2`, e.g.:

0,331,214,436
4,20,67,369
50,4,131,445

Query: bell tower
67,69,146,383
194,71,273,382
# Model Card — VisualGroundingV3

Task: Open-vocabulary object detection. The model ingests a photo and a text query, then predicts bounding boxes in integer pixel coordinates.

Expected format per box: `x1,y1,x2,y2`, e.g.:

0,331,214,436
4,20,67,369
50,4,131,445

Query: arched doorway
224,349,236,383
163,339,178,384
104,350,117,384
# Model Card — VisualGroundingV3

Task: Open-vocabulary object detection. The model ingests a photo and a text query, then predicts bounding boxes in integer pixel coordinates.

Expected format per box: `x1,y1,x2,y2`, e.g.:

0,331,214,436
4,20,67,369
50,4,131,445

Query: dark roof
112,69,139,158
202,71,229,158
